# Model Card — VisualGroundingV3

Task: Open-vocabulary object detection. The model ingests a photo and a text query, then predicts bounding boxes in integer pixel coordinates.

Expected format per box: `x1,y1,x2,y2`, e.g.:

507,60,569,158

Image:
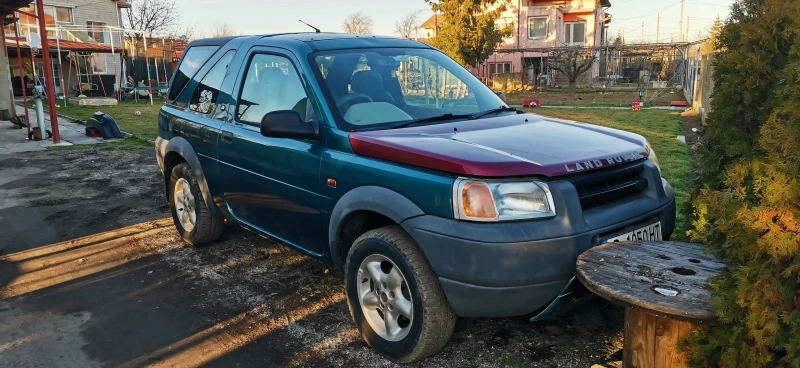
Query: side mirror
260,110,318,140
495,91,507,102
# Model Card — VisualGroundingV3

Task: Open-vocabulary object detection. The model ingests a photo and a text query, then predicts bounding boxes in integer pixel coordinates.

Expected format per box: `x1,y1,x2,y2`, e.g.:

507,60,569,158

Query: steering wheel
338,93,373,114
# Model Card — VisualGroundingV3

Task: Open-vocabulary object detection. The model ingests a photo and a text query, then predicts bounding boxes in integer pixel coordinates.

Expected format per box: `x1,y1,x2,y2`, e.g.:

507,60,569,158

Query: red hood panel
349,114,650,177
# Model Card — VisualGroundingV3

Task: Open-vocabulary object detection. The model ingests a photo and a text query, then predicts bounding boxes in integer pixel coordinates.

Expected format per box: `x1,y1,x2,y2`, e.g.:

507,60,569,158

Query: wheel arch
159,136,219,216
328,186,425,271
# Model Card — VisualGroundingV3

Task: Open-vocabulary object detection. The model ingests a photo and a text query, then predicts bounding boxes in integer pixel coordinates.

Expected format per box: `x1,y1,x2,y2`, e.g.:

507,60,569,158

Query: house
419,0,612,87
3,0,129,98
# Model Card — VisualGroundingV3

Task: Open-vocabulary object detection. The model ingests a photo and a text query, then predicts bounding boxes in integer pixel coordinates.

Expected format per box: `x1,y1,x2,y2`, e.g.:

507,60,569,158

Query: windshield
309,48,507,131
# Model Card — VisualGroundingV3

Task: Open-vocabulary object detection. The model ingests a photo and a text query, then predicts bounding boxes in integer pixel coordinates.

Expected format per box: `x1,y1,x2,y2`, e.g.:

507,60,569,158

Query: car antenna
299,20,321,33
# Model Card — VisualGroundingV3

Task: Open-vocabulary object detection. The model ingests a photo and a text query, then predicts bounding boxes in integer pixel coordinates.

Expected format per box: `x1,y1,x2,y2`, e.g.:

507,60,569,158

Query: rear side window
168,46,218,101
189,50,234,114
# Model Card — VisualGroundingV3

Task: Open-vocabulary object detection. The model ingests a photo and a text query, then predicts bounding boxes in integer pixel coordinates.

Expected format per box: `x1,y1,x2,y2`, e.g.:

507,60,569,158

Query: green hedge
682,0,800,366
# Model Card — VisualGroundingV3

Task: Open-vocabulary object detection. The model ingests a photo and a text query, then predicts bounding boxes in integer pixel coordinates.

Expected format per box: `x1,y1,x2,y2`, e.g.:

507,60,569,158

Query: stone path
0,105,111,154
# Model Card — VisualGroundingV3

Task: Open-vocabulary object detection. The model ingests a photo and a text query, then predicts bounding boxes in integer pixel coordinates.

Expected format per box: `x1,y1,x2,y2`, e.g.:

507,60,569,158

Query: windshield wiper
390,113,472,129
469,106,521,120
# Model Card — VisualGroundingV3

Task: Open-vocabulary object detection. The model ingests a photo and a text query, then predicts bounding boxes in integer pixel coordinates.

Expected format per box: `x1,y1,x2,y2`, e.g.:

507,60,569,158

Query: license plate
602,222,662,244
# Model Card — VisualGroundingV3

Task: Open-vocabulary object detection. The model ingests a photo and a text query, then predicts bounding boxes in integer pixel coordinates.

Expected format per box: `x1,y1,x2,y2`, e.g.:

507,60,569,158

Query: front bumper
401,162,675,318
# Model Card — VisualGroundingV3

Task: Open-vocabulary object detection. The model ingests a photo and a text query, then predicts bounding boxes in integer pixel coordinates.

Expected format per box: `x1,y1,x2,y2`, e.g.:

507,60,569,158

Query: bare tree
168,23,197,42
548,46,597,101
124,0,179,41
208,22,241,38
395,9,425,39
343,11,374,34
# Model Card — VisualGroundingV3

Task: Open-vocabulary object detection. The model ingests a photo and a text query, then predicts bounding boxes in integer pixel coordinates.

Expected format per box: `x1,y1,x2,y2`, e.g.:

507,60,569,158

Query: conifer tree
684,0,800,366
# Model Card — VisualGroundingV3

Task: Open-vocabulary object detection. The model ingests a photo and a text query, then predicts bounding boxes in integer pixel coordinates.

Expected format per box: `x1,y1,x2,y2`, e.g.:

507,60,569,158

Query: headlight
645,140,661,173
453,179,556,222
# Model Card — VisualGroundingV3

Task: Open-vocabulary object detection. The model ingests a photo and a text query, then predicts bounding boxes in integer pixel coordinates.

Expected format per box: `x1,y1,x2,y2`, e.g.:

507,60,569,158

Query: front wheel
345,226,456,363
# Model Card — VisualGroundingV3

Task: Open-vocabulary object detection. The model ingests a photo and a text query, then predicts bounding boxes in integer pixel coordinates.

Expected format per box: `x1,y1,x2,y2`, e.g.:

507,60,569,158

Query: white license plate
602,222,662,244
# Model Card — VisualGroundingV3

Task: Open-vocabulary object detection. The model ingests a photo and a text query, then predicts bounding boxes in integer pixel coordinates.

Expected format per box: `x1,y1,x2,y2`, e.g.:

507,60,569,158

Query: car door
217,48,327,256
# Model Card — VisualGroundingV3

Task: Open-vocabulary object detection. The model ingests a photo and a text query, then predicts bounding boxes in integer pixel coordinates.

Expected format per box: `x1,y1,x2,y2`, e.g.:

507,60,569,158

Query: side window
237,54,309,125
167,45,218,102
189,51,234,114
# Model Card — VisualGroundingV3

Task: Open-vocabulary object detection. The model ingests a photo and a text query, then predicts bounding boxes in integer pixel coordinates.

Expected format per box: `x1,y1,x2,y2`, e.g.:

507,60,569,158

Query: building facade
3,0,128,96
420,0,612,87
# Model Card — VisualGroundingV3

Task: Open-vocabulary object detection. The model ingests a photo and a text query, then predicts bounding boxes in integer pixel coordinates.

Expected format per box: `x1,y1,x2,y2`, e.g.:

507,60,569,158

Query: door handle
221,131,234,143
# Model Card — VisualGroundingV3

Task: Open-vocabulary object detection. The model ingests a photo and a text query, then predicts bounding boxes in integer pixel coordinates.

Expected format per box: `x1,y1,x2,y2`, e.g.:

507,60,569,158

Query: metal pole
35,0,61,143
109,26,119,101
56,27,66,107
686,17,690,42
143,35,153,105
14,16,31,136
656,13,660,44
678,0,685,42
162,38,168,83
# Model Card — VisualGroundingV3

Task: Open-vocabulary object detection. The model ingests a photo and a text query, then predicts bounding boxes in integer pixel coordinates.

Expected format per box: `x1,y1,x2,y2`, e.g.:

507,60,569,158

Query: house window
45,6,73,24
565,22,586,45
92,54,107,73
489,62,511,76
87,21,108,43
528,17,548,39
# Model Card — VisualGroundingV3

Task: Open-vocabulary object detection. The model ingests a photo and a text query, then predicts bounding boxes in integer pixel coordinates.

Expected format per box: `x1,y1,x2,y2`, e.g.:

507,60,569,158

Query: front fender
155,136,219,216
328,186,425,270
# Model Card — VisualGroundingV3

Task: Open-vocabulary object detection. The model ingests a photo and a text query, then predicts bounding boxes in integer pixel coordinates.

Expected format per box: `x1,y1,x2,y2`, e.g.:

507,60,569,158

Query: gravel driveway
0,144,624,367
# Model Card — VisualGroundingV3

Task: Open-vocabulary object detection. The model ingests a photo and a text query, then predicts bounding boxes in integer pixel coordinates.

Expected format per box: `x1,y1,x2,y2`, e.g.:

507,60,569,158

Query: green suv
155,33,675,362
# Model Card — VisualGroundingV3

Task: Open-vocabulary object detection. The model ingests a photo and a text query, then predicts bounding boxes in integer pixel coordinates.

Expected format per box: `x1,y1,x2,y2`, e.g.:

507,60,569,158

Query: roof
420,14,441,30
5,37,115,53
185,33,431,53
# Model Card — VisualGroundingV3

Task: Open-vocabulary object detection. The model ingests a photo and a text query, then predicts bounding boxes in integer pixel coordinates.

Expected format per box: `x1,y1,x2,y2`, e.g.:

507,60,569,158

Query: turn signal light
461,182,497,219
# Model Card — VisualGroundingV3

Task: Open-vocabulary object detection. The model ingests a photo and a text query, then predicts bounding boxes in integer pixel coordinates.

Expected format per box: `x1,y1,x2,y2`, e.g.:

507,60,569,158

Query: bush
684,0,800,367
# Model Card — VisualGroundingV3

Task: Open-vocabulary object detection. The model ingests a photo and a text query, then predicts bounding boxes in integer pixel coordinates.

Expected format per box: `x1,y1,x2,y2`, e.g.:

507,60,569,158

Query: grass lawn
504,88,685,107
53,98,163,141
532,108,693,239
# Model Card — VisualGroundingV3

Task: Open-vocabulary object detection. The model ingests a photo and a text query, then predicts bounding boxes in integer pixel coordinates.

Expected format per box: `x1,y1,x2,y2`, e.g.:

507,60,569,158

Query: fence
122,56,174,88
683,52,716,124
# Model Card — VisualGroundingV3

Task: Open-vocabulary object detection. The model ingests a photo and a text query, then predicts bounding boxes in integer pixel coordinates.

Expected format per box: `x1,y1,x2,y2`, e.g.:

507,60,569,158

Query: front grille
567,160,648,210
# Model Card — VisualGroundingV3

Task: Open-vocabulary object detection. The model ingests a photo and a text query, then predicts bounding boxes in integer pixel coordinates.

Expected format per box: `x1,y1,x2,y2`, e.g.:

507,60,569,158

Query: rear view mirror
260,110,318,140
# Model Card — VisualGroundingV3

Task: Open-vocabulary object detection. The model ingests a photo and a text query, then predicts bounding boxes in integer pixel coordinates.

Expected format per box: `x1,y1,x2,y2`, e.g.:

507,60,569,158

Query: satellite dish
27,33,41,53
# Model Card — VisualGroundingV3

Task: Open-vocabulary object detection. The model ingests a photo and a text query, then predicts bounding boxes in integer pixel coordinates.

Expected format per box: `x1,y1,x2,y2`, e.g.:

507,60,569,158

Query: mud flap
530,276,589,322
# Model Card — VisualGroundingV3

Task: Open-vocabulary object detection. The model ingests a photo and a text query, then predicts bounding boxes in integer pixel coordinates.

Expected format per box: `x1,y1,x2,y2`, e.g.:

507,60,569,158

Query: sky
173,0,735,43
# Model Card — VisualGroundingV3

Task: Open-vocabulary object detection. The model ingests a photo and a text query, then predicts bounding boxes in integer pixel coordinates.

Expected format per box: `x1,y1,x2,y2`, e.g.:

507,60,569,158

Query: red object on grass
522,99,541,108
670,100,687,107
632,100,641,111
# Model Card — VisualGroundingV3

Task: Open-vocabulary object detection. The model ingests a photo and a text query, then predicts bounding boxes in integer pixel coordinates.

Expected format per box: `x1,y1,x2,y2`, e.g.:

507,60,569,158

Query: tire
345,225,456,363
168,163,224,245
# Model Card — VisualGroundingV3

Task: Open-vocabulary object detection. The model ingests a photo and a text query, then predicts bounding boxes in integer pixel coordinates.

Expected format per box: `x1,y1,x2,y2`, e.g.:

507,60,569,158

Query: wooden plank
653,314,694,367
624,308,655,368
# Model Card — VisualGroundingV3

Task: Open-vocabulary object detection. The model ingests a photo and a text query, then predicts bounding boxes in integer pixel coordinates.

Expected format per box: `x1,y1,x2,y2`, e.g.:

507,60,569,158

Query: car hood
349,113,651,177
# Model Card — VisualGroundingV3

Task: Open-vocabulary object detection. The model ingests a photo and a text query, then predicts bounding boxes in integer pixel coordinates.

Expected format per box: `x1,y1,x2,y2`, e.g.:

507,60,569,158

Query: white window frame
44,5,73,24
564,22,587,46
528,16,548,39
86,20,110,44
489,62,512,76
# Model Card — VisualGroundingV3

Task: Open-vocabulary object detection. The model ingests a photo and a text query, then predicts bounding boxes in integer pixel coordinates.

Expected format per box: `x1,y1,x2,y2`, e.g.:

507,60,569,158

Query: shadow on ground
0,145,624,368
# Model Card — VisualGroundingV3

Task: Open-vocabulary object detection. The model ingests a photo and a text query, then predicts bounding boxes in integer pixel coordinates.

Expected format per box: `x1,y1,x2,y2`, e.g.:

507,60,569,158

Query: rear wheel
169,163,224,245
345,225,456,363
